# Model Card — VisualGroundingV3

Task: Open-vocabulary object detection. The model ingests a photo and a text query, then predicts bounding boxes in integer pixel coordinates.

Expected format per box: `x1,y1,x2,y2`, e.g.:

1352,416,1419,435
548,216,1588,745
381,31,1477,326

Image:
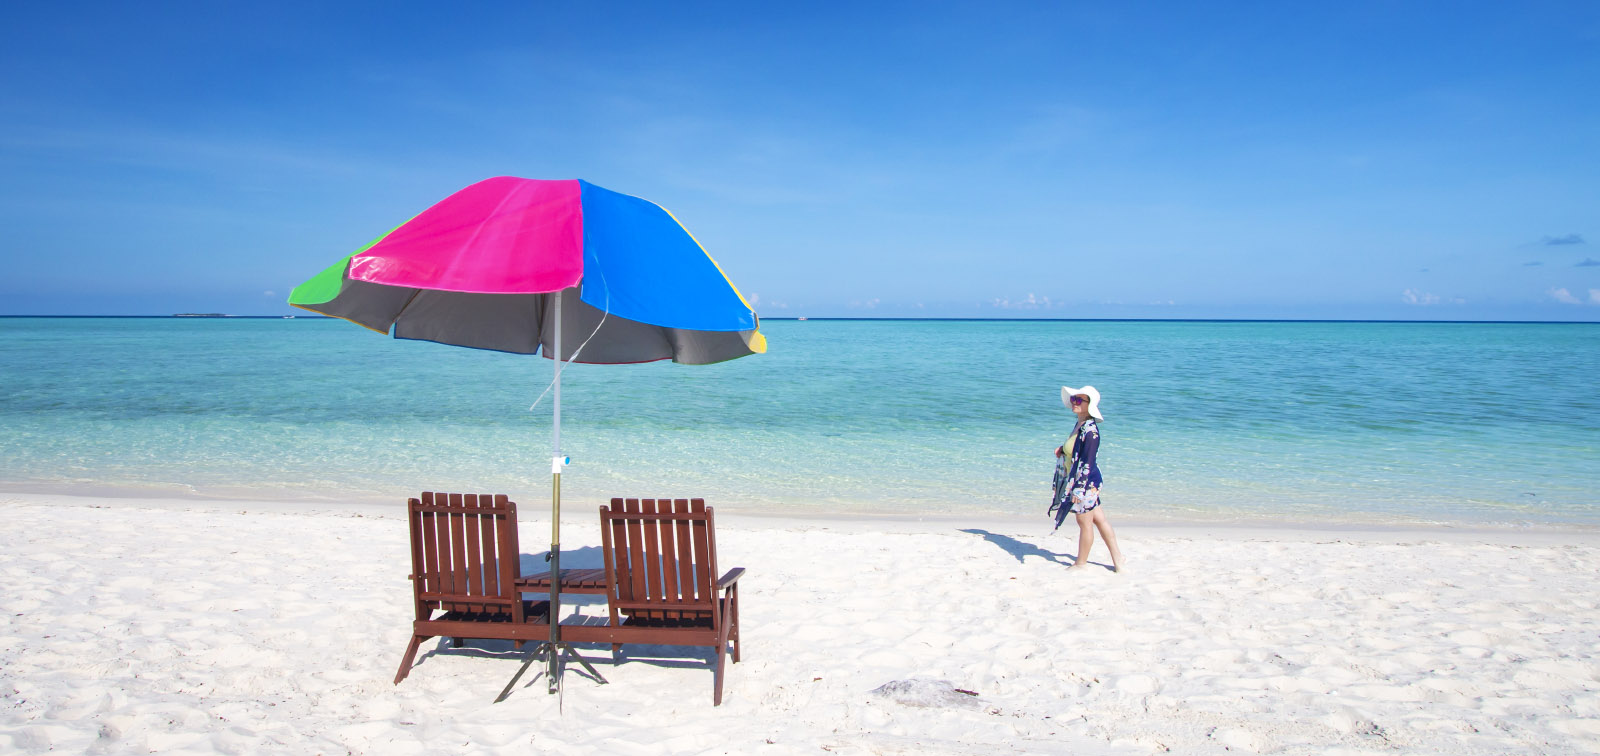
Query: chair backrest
407,492,524,621
600,498,720,623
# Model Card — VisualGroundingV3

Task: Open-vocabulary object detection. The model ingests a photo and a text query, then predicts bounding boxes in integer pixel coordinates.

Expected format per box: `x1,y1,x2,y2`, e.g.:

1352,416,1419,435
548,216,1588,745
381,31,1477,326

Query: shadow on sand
960,528,1072,565
410,544,714,694
958,528,1117,571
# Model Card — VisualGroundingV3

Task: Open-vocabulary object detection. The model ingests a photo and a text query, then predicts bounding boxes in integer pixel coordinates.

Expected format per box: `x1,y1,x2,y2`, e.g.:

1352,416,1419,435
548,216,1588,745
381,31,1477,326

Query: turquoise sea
1,317,1596,526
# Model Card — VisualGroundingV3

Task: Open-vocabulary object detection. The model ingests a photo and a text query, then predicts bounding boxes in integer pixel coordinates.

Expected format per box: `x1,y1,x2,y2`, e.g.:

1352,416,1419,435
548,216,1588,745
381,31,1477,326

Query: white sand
2,493,1598,755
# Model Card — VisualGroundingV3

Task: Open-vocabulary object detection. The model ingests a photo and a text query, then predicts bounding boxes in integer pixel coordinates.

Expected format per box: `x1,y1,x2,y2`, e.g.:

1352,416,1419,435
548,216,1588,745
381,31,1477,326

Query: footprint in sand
1447,629,1494,646
1111,674,1159,695
1209,726,1269,752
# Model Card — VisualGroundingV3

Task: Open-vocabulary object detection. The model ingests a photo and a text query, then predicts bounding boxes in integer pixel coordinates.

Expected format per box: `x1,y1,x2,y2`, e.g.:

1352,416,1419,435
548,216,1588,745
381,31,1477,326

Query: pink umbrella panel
289,176,767,364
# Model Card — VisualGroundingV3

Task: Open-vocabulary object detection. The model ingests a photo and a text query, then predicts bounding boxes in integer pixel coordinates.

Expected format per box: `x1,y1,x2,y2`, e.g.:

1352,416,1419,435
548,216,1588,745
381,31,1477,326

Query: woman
1052,385,1124,572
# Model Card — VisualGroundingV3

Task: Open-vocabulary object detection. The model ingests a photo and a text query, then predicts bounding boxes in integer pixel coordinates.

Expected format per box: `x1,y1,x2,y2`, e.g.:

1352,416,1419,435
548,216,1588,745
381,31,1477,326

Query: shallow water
1,317,1596,525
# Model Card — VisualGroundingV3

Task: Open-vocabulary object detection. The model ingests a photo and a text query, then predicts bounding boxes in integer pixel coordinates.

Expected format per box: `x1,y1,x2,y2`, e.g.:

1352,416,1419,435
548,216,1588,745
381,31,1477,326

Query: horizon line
2,315,1597,325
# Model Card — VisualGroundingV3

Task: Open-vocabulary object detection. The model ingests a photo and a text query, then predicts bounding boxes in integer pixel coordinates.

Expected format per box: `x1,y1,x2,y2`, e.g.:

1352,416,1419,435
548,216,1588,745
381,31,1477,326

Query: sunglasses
1069,396,1088,406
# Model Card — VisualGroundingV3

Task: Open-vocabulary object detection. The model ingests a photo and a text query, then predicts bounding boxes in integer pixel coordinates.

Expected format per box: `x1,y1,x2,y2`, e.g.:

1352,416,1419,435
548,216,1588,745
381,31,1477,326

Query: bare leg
1092,508,1124,572
1070,510,1095,568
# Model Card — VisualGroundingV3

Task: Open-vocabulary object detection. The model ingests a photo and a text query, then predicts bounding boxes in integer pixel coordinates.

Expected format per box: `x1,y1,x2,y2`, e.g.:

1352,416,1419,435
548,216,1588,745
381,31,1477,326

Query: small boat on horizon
797,316,808,321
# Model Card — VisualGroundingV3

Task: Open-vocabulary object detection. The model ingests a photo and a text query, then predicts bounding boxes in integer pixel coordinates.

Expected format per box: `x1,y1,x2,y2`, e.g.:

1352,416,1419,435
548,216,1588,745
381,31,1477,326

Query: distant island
172,313,231,318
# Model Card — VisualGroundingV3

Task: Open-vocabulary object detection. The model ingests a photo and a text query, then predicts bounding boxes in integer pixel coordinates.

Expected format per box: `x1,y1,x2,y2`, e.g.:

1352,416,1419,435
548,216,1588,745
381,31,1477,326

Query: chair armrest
717,567,745,590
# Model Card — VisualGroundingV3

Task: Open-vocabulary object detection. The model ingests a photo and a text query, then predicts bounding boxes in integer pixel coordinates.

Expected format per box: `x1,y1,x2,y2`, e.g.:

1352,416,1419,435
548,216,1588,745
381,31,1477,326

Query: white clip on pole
551,455,570,474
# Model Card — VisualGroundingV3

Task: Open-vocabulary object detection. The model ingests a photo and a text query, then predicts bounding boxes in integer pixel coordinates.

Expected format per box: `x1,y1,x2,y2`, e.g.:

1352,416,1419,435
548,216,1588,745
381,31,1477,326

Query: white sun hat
1061,385,1104,421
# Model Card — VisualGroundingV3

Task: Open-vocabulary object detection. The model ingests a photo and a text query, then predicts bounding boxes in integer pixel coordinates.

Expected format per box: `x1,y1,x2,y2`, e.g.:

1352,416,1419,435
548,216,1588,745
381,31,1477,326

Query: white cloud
849,298,880,309
1590,289,1600,305
1401,289,1440,305
263,290,276,297
1400,290,1466,306
744,293,789,310
1549,287,1582,304
989,292,1060,310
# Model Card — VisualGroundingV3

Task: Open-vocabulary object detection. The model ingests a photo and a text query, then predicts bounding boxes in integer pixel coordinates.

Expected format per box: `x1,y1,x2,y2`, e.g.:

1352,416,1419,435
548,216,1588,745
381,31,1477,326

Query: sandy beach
1,493,1596,755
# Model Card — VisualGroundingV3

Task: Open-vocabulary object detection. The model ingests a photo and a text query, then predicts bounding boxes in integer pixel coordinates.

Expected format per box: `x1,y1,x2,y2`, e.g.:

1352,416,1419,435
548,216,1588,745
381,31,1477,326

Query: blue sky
2,1,1597,319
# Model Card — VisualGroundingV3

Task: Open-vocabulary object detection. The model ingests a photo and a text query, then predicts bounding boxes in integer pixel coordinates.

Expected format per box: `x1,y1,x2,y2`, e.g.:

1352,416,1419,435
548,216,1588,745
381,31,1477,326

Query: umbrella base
494,640,609,707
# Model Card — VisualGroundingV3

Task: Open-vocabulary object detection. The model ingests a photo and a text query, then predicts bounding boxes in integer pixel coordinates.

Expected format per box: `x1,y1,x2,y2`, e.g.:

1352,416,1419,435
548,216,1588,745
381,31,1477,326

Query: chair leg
395,635,424,685
451,637,464,648
730,586,741,663
713,615,735,706
713,642,727,706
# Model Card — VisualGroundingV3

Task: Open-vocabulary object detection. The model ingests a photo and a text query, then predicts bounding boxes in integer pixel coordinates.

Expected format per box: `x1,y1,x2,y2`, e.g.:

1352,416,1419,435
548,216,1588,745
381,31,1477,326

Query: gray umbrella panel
311,280,760,365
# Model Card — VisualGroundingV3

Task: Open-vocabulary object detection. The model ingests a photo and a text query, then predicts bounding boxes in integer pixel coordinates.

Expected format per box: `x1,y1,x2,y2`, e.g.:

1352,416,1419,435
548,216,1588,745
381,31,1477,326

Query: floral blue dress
1050,419,1103,529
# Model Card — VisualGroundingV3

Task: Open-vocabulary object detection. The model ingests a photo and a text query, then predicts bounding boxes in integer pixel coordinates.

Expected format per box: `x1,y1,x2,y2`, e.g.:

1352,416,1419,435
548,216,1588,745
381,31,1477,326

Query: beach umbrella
287,176,765,697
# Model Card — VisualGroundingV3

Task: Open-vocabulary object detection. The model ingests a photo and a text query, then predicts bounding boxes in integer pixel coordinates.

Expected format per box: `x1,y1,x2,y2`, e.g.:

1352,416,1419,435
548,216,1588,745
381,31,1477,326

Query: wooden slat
550,623,721,646
479,497,499,597
631,500,652,621
607,505,622,601
408,503,532,515
608,507,630,600
433,492,452,597
675,498,696,620
411,615,742,646
437,493,458,606
649,497,675,620
464,493,485,597
675,499,695,605
703,501,720,628
659,498,681,621
609,599,714,612
658,500,682,621
421,493,441,600
690,499,712,604
413,604,555,642
625,498,647,611
602,501,622,631
641,498,663,607
499,496,522,622
516,568,608,591
417,593,515,605
583,511,711,522
435,493,454,605
448,493,468,601
407,498,427,621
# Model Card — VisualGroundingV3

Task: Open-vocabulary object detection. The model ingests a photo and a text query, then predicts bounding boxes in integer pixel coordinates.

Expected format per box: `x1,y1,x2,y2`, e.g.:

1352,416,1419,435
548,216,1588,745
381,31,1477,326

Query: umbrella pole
539,290,608,705
548,289,564,695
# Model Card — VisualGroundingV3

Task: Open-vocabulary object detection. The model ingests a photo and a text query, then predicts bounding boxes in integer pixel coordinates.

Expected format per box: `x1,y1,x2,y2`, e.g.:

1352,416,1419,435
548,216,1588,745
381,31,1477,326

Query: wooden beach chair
597,497,745,705
393,492,551,685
